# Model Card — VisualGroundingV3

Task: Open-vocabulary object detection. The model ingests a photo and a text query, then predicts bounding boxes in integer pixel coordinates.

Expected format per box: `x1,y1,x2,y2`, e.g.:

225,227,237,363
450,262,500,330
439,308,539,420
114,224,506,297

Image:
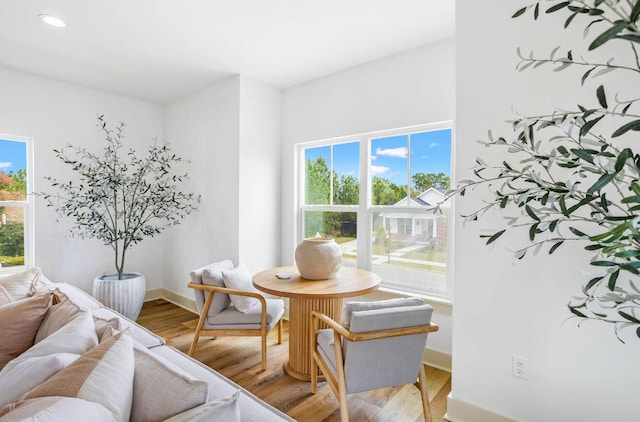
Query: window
0,135,33,272
298,123,453,299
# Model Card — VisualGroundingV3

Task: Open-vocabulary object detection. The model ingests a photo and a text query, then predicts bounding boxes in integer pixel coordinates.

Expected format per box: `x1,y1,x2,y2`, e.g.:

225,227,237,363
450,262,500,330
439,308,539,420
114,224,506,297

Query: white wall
0,67,164,294
453,1,640,421
281,38,455,356
238,77,282,272
163,75,282,298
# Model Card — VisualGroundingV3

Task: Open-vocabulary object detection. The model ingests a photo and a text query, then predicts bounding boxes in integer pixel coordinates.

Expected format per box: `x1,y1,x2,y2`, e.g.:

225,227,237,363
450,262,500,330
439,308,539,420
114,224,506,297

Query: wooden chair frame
310,310,439,422
187,282,283,371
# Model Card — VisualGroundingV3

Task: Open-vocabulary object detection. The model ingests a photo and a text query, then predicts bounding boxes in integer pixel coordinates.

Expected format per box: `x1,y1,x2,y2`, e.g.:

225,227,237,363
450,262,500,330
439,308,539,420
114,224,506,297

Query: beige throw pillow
0,267,44,301
34,291,84,343
0,292,53,370
0,309,98,407
130,340,209,421
222,264,261,313
19,329,135,421
0,285,13,307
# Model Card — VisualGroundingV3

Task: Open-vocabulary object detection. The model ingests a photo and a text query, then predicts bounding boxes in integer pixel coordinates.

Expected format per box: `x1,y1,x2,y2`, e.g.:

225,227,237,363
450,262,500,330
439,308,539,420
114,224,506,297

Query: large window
298,123,453,298
0,135,33,272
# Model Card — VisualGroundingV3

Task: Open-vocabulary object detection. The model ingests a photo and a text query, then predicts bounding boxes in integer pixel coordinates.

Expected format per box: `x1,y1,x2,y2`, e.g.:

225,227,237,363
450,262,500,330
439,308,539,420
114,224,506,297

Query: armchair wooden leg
261,329,267,371
189,291,214,357
277,318,283,344
418,364,433,422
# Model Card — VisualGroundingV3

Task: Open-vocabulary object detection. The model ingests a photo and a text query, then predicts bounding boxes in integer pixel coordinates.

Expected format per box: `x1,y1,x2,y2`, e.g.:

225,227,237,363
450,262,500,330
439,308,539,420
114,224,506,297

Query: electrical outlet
512,355,528,379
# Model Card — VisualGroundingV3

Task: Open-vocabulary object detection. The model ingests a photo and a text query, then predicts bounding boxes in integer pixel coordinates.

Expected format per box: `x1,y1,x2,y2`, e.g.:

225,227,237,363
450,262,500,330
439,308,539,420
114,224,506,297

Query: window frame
296,121,454,300
0,134,34,274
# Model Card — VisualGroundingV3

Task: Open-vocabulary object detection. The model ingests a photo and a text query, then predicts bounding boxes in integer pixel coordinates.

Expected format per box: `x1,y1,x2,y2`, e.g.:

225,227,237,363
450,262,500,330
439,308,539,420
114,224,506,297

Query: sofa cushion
340,297,425,328
0,396,115,421
0,309,98,407
197,260,234,316
222,264,260,313
130,340,209,422
0,285,13,306
207,298,284,329
19,329,134,422
0,292,53,370
0,267,44,301
164,390,240,422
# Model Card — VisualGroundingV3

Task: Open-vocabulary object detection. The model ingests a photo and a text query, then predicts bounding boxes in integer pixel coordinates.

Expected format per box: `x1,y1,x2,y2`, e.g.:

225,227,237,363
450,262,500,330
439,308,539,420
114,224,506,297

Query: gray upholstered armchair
188,260,284,371
310,298,439,422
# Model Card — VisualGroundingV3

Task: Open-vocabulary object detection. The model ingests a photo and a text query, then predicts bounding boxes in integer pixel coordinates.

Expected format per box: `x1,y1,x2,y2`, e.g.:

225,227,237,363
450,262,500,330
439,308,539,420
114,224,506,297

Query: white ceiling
0,1,455,104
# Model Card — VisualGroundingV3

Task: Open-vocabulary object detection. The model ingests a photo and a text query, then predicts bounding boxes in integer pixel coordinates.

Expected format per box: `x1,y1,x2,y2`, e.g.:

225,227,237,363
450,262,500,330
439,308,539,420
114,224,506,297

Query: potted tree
42,115,200,320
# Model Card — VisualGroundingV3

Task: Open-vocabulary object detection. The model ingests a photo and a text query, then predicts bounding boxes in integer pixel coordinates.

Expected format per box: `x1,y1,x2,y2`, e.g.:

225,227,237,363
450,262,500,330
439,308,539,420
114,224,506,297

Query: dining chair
188,260,284,371
310,298,439,422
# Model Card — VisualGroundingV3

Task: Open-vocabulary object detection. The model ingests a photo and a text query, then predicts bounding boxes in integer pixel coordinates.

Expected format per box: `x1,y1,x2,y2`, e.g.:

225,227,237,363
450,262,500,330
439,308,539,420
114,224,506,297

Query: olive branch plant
455,0,640,341
42,115,200,280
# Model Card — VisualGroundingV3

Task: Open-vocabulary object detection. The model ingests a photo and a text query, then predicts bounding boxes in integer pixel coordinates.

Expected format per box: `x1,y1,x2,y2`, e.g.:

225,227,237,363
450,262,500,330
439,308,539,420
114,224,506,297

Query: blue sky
306,129,451,186
0,139,27,173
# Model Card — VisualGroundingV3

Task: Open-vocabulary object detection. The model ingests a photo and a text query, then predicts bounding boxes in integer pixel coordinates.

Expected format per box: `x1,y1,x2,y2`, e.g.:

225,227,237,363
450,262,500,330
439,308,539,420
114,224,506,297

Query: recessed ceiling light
38,14,66,28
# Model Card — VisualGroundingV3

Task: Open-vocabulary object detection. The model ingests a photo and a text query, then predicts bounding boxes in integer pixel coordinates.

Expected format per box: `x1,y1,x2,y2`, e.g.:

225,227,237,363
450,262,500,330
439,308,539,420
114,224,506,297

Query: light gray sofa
0,269,293,422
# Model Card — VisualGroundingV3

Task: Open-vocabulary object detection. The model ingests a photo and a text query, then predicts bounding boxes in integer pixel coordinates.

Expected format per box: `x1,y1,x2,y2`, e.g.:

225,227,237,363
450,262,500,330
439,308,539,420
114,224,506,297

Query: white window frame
296,121,454,301
0,134,34,274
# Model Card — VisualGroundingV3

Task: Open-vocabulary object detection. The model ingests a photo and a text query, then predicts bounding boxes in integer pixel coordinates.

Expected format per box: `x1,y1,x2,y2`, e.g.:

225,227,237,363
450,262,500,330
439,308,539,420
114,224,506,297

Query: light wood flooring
137,299,451,422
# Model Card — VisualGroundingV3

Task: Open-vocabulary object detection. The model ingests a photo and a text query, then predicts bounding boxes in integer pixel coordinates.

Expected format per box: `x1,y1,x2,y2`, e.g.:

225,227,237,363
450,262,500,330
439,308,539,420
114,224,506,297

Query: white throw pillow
0,309,98,407
222,264,260,313
0,267,44,301
0,396,116,421
164,390,241,422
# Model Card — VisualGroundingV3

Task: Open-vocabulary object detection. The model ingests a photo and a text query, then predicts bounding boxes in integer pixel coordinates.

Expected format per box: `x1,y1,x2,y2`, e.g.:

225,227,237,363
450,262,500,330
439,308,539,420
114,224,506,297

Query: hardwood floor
137,299,451,422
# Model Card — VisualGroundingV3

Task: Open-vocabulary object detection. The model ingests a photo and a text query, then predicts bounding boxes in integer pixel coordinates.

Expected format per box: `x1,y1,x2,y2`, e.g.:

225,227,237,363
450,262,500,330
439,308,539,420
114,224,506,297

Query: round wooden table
253,265,381,381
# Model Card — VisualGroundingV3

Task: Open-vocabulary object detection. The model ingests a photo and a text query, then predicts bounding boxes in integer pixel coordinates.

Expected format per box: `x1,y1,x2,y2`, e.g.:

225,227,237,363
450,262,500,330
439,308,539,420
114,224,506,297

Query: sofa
0,267,294,421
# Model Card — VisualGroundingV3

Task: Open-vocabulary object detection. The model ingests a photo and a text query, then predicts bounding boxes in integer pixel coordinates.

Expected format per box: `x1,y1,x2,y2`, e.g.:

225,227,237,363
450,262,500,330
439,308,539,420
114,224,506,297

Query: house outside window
0,135,33,272
298,122,453,299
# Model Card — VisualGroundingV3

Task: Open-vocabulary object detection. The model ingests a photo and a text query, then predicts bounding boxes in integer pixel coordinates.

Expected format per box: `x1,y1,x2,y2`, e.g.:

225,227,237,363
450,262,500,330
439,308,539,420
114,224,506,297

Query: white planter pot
93,272,146,321
295,236,342,280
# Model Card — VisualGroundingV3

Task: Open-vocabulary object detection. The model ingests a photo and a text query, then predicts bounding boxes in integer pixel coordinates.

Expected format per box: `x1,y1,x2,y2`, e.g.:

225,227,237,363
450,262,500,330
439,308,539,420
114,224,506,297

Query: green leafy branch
455,0,640,341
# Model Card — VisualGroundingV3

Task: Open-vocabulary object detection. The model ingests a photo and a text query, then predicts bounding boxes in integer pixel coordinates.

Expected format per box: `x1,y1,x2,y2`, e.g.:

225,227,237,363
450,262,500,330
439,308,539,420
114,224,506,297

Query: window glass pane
332,142,359,205
304,211,357,267
305,146,331,205
0,139,27,200
370,135,408,205
0,206,25,267
410,129,452,204
372,211,447,293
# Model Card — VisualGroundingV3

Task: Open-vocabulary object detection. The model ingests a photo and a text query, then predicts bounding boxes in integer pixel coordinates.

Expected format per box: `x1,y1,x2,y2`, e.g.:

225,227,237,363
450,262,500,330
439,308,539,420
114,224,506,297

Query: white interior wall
162,75,283,297
281,38,455,356
238,77,282,272
453,1,640,420
0,67,164,294
162,77,241,298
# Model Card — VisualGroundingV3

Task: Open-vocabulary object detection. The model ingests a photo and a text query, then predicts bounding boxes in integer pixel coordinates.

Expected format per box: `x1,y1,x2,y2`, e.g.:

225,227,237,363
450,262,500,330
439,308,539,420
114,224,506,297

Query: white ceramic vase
93,272,146,321
295,236,342,280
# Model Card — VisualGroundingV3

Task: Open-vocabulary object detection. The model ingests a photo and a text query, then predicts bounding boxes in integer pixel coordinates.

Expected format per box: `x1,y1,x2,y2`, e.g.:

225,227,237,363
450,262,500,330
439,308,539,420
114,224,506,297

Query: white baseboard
445,394,516,422
423,348,451,372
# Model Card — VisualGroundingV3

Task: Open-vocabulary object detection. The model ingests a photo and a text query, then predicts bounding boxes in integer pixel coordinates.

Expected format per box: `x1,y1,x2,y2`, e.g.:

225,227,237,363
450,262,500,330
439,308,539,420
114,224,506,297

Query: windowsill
378,286,452,306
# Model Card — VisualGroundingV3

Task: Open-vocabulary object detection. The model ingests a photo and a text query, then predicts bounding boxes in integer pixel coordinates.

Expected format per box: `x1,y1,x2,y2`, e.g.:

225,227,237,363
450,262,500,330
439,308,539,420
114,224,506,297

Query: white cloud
371,155,378,161
370,165,389,176
375,147,407,158
429,142,439,148
0,162,11,169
